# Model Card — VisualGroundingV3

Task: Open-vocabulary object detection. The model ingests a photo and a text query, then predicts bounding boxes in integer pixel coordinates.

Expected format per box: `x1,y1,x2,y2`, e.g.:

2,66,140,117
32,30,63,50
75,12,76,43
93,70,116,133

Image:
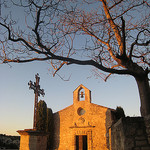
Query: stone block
148,137,150,144
136,140,148,146
135,136,147,140
125,138,135,148
125,126,137,136
141,147,150,150
137,129,144,136
133,148,140,150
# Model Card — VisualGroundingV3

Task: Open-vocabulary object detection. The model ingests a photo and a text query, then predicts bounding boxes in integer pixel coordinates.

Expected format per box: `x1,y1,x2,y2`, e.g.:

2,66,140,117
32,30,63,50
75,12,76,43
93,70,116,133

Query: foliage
115,106,125,120
36,101,54,148
46,108,53,149
46,108,53,133
0,134,20,149
36,100,47,132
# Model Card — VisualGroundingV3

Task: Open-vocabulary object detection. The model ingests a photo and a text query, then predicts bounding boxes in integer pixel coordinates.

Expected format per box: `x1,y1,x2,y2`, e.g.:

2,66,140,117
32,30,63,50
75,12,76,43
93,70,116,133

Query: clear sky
0,1,142,136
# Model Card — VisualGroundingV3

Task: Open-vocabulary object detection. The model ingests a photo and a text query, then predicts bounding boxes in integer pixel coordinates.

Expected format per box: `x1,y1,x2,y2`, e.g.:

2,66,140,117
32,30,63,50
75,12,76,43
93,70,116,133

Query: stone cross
28,73,45,129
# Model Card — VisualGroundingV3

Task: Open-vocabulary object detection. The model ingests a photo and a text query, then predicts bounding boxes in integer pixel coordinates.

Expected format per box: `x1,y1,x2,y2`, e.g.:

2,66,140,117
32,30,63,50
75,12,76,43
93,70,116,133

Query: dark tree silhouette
46,108,53,148
36,100,47,132
115,106,125,120
46,108,53,133
0,0,149,116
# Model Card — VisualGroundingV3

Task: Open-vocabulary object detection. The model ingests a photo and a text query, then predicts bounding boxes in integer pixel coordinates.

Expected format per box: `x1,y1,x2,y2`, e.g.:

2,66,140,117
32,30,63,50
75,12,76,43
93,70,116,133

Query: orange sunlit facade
52,85,115,150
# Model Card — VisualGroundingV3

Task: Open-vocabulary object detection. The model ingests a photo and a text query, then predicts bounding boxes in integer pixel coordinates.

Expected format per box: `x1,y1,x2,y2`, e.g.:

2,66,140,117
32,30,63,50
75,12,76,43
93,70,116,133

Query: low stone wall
17,129,47,150
109,117,150,150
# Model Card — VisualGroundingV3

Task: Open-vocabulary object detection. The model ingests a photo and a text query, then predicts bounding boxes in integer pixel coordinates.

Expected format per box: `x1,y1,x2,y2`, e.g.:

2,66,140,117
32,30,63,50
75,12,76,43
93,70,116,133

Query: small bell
81,91,84,98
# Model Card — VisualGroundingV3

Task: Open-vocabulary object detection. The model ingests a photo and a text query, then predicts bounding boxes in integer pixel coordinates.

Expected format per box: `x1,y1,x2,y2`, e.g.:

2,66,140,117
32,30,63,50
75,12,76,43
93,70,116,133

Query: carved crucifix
28,73,45,129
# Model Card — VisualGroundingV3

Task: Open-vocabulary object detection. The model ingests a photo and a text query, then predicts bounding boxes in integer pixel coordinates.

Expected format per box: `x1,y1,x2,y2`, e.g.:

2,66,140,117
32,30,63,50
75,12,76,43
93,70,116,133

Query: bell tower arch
73,84,91,104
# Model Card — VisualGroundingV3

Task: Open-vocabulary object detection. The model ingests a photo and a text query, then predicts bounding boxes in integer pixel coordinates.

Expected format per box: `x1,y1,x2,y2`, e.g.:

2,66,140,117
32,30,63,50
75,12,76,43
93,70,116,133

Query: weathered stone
141,147,150,150
52,85,115,150
125,138,135,147
137,129,144,136
110,116,150,150
133,148,140,150
147,137,150,144
136,140,148,146
135,136,147,140
17,129,48,150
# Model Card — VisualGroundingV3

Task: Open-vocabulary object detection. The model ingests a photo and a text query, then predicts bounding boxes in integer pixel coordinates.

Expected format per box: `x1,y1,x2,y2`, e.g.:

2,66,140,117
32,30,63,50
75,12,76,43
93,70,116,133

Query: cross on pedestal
28,73,45,129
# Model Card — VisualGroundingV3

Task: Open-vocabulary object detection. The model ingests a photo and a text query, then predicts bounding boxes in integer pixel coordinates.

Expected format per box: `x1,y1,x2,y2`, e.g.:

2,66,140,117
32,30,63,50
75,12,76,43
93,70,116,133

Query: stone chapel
52,84,115,150
18,84,150,150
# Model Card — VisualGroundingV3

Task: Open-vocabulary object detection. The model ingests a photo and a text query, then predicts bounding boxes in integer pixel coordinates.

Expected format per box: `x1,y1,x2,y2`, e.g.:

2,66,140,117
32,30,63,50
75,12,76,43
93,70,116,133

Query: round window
77,107,86,116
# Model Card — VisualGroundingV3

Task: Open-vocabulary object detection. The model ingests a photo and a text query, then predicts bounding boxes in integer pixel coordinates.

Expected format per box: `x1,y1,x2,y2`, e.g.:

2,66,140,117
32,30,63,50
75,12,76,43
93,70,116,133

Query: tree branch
104,64,120,81
132,55,150,67
31,7,58,57
51,61,67,77
101,0,124,56
113,2,145,20
50,56,136,76
81,26,108,45
121,17,127,58
0,22,47,55
129,29,150,60
81,25,121,64
0,20,58,58
1,19,133,76
108,0,124,10
3,57,50,63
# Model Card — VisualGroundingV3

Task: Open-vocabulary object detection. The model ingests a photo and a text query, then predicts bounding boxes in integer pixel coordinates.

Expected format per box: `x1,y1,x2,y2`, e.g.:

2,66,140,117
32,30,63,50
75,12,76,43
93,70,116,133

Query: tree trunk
135,75,150,117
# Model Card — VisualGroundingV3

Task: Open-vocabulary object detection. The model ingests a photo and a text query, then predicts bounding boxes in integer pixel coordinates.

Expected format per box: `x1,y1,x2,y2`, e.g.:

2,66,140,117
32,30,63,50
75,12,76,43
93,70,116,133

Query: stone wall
144,115,150,144
109,117,150,150
17,129,47,150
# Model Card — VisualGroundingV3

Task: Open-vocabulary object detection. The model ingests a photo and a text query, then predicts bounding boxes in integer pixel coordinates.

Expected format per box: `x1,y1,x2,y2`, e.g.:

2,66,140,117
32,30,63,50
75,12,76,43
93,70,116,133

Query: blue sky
0,61,140,136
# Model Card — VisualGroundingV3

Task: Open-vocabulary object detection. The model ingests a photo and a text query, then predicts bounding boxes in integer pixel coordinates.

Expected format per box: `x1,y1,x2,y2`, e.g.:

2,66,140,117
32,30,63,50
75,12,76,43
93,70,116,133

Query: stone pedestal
17,129,47,150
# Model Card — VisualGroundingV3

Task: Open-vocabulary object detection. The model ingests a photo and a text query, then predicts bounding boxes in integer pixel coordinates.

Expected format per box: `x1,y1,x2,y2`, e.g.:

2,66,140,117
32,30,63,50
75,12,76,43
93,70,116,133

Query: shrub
36,100,47,132
115,106,125,120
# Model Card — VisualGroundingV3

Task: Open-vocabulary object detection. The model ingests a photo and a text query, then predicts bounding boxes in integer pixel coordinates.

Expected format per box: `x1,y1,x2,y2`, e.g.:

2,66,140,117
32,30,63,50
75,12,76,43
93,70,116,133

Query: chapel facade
52,84,115,150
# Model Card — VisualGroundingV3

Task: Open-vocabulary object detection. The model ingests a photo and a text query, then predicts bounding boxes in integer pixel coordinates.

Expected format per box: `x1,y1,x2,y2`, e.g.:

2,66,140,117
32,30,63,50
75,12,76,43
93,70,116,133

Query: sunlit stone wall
53,85,114,150
17,129,47,150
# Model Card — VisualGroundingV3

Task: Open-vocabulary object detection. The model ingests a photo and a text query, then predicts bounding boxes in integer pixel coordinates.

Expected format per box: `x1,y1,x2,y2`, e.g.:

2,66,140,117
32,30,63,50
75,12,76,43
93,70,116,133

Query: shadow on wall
105,109,116,150
29,135,37,150
111,117,150,150
28,132,47,150
52,112,60,150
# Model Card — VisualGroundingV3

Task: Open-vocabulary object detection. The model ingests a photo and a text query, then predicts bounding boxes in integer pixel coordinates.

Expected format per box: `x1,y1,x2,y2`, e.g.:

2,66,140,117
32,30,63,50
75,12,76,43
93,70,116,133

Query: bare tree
0,0,149,116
